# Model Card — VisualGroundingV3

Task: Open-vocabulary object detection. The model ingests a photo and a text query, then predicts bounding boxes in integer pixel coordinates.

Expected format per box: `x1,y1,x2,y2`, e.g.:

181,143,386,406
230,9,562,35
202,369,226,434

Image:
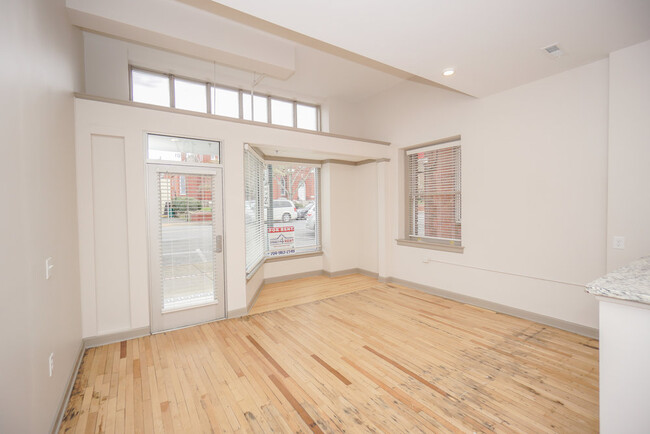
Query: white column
376,160,389,280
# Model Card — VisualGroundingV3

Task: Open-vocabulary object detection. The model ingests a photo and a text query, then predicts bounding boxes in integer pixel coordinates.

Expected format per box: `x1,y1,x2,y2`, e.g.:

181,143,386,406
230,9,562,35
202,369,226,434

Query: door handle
215,235,223,253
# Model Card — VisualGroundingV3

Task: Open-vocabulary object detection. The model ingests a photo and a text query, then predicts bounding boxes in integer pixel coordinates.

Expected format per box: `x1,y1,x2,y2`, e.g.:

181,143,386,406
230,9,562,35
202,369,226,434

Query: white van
266,199,297,222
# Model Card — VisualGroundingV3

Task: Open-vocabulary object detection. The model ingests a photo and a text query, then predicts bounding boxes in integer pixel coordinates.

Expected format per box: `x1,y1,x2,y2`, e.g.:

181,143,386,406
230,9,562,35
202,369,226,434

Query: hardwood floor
249,274,379,315
60,276,599,433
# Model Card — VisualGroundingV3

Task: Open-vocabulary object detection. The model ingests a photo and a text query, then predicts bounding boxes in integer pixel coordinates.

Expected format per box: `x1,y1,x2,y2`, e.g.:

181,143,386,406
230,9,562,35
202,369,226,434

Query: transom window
406,137,462,247
147,134,220,165
130,67,320,131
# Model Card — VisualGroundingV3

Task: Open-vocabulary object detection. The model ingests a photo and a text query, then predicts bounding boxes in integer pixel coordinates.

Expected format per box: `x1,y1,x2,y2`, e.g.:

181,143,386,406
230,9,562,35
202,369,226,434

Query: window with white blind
244,148,321,275
406,137,462,249
244,146,266,273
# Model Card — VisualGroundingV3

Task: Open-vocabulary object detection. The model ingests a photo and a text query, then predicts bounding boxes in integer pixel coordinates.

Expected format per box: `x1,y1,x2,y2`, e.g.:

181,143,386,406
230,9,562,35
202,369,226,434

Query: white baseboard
228,307,248,318
324,268,379,278
387,276,598,339
51,342,85,434
83,326,151,349
246,279,265,312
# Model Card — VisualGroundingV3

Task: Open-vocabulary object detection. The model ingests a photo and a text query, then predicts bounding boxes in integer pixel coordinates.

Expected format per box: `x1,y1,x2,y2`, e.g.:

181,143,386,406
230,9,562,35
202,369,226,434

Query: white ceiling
263,45,405,103
193,0,650,97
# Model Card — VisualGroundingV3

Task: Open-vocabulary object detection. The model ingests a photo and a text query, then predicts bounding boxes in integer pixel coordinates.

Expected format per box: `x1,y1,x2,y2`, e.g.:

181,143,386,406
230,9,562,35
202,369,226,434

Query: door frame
145,162,227,333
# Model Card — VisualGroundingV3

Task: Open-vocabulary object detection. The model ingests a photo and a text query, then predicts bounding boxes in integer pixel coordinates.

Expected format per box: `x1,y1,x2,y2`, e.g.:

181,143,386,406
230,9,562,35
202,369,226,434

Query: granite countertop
586,256,650,304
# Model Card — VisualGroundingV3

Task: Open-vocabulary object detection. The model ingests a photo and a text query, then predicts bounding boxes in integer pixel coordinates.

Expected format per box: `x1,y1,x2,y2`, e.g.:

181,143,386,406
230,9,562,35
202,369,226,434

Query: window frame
399,135,464,254
129,66,322,131
296,102,320,131
264,160,322,258
211,84,242,119
146,133,221,166
269,96,296,128
173,76,209,113
244,150,323,278
242,92,270,123
129,66,172,108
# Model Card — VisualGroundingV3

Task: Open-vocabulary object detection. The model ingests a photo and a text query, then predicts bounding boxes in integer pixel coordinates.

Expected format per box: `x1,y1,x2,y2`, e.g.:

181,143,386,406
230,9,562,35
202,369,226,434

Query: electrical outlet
613,236,625,250
49,353,54,377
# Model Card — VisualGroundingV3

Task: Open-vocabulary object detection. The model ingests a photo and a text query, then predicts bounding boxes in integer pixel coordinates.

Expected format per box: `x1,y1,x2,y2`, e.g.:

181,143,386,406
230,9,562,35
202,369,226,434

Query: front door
147,164,225,332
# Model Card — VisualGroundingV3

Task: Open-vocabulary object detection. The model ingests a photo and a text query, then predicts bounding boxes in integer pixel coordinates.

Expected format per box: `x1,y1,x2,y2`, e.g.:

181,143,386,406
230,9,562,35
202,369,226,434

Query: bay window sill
396,239,464,254
265,250,323,263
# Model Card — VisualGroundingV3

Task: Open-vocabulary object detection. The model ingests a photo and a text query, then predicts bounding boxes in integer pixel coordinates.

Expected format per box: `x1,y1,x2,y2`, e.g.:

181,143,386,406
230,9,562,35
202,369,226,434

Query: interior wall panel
91,134,132,334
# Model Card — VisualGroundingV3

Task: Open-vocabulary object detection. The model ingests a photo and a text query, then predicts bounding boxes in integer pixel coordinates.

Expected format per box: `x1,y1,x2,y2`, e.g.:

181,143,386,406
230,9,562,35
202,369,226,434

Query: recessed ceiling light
442,68,455,77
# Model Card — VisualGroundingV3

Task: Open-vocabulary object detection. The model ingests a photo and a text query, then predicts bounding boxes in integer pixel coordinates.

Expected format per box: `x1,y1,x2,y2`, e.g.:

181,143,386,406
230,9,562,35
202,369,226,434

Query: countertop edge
584,256,650,306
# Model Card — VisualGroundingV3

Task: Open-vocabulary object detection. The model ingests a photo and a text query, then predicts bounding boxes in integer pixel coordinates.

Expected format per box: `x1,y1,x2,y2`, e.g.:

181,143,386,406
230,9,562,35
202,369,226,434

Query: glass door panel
159,172,215,311
147,165,225,332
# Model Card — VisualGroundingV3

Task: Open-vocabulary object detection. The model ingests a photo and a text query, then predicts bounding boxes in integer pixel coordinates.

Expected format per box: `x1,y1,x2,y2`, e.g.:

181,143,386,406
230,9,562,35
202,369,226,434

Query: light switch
613,236,625,250
45,257,54,279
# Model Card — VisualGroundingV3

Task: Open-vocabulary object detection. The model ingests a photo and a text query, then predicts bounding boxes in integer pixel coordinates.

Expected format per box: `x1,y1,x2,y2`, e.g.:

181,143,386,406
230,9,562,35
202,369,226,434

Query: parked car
305,206,317,231
266,199,297,222
296,201,315,220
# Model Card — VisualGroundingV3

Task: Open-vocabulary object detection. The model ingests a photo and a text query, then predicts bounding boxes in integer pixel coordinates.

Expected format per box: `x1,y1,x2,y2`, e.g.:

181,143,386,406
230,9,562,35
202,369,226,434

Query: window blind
158,172,217,311
407,141,461,245
244,146,266,273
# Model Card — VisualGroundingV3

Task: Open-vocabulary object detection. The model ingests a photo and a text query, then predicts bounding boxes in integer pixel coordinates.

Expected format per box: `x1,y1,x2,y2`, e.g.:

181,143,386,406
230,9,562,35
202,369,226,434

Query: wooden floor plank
61,274,599,433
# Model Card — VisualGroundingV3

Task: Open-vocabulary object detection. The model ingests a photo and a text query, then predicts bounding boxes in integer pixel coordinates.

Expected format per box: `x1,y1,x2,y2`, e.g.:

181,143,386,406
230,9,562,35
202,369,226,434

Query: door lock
215,235,223,253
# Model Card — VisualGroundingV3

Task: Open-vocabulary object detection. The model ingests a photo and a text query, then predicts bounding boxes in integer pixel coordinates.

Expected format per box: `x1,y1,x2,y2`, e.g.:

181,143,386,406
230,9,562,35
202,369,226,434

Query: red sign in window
267,226,294,233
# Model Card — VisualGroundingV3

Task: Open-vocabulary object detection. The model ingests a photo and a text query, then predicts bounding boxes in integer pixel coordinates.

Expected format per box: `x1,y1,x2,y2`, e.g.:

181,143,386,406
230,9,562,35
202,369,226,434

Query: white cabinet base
598,297,650,433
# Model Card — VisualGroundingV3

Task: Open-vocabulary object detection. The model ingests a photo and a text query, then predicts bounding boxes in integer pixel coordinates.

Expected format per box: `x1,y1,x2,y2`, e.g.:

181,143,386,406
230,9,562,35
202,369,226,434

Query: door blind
158,172,217,311
244,146,266,273
406,142,461,245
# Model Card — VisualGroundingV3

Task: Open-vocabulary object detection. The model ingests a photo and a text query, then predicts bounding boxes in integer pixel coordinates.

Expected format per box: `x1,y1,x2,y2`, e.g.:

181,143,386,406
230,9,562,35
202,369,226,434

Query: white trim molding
83,327,152,349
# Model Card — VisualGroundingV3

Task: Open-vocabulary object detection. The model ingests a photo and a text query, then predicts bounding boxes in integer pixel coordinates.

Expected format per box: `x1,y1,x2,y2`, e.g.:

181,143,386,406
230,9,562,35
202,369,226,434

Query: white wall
83,32,129,100
322,98,365,138
356,163,379,273
75,98,389,338
0,0,84,432
264,256,324,279
322,164,362,273
358,59,610,329
607,39,650,271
